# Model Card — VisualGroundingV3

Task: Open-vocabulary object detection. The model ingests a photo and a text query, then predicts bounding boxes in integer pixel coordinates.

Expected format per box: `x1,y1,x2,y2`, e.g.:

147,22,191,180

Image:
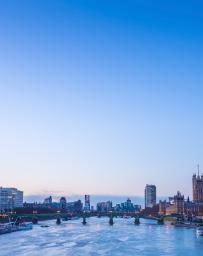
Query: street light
33,210,37,215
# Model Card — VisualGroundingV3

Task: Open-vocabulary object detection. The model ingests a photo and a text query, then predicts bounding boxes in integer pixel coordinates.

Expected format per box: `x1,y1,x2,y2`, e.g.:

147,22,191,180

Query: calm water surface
1,217,203,256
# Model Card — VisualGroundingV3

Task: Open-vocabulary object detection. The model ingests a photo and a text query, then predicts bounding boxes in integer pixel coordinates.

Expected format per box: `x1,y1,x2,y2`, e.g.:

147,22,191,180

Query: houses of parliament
192,165,203,203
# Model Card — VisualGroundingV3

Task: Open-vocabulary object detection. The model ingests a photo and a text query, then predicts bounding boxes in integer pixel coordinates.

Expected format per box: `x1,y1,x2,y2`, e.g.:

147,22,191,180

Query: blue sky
0,0,203,198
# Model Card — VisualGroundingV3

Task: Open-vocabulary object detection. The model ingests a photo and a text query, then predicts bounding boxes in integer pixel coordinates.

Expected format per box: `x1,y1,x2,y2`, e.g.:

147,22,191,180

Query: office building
60,197,67,210
145,184,156,208
0,187,23,212
84,195,90,211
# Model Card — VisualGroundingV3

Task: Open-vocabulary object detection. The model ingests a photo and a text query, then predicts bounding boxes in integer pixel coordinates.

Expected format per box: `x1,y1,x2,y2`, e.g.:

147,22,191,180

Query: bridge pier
32,217,38,224
109,215,114,225
157,217,164,225
56,216,61,225
134,217,140,225
82,216,87,225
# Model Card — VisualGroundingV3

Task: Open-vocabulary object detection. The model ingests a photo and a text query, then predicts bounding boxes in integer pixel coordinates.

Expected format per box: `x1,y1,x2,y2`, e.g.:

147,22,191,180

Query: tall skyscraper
192,165,203,203
145,184,156,208
84,195,90,211
60,197,67,210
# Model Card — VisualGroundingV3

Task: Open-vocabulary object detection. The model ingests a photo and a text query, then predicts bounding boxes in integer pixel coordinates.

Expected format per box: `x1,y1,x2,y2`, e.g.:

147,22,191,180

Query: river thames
1,217,203,256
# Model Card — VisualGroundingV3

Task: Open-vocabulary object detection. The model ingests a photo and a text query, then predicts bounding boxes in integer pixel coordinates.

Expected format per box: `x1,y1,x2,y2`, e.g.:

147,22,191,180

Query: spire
197,164,200,178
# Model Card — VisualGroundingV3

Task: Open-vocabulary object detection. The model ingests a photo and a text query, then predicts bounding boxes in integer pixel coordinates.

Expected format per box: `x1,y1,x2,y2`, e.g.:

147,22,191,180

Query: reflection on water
1,217,203,256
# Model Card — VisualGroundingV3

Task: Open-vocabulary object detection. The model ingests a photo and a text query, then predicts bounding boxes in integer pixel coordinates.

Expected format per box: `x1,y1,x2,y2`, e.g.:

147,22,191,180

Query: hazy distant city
1,168,203,218
1,0,203,255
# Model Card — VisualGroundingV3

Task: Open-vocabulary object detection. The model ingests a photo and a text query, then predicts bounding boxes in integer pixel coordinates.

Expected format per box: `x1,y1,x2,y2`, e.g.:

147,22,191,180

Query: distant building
60,197,67,211
43,196,52,204
97,201,112,213
0,187,23,212
113,199,141,213
141,204,159,216
126,198,133,211
174,191,184,215
84,195,90,211
165,204,177,215
66,200,83,213
184,197,200,217
145,185,156,208
192,170,203,203
159,200,167,215
121,198,139,212
163,191,185,215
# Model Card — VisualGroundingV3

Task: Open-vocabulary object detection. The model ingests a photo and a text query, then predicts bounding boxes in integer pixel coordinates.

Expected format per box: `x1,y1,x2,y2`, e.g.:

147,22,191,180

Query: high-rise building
192,166,203,203
60,197,67,210
0,187,23,212
145,184,156,208
43,196,52,204
84,195,90,211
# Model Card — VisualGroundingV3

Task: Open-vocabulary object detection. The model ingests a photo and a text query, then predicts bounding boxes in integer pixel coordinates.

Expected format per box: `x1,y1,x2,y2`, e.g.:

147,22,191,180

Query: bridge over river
0,212,166,225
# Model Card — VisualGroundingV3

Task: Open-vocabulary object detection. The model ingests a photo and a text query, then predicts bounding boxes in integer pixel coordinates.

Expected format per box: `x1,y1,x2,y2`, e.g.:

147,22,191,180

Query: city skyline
1,169,201,211
0,1,203,196
6,169,200,205
3,167,202,200
2,167,201,210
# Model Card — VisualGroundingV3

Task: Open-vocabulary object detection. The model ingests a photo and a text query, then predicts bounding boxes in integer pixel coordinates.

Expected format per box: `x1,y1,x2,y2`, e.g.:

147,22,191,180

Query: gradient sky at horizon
0,0,203,197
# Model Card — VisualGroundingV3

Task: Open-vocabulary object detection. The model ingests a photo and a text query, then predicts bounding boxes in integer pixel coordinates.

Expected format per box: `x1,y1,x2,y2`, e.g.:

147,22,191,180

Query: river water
1,217,203,256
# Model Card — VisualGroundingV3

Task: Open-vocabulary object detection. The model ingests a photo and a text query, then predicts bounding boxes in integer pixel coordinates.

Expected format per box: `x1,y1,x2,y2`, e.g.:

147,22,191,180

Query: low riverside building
66,200,83,213
159,200,170,215
0,187,23,212
141,204,159,216
97,201,112,213
23,201,60,210
160,191,184,215
159,192,203,216
113,199,141,213
23,198,83,214
165,204,177,215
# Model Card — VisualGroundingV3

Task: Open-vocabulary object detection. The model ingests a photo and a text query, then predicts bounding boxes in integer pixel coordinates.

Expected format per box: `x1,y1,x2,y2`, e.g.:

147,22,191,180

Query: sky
0,0,203,199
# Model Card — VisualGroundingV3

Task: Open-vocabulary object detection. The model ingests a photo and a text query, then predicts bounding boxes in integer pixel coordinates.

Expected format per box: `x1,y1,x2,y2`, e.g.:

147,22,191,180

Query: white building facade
0,187,23,212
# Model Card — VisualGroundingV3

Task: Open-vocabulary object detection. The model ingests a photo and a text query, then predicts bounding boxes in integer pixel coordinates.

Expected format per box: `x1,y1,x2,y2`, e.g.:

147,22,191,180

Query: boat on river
0,221,33,235
196,227,203,236
172,221,198,228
